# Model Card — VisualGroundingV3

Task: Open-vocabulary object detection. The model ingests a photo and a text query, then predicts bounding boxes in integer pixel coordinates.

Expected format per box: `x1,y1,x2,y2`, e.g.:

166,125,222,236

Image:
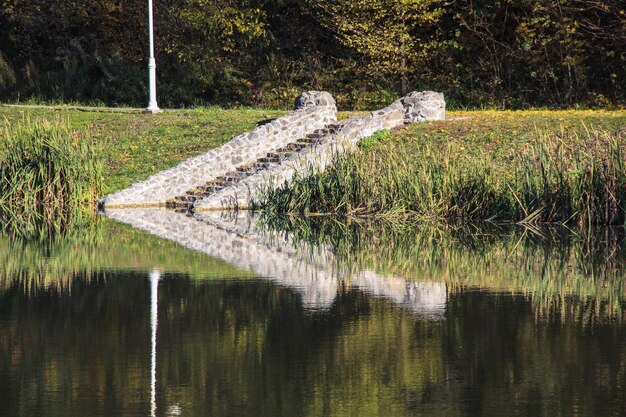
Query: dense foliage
1,0,625,108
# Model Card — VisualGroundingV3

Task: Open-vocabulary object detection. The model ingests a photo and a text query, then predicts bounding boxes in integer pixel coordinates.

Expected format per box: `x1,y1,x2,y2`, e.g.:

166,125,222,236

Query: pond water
1,210,625,417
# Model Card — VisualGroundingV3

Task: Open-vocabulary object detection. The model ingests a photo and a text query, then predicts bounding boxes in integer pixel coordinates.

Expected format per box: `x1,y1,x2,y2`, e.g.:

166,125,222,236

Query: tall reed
0,117,103,220
259,128,626,226
513,130,626,225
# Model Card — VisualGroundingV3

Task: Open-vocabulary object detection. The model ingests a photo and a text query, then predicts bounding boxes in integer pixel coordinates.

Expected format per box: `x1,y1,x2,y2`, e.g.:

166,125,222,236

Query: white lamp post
145,0,161,114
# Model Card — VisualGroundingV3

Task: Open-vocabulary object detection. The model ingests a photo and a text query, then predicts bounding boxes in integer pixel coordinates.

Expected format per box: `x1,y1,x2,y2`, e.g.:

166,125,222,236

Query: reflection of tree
0,218,252,291
156,279,626,417
2,277,626,416
0,272,152,417
443,291,626,417
157,280,454,417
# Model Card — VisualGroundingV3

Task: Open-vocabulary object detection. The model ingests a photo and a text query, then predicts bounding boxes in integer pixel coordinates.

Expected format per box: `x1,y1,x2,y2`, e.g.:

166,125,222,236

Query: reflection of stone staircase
104,208,448,315
166,123,341,210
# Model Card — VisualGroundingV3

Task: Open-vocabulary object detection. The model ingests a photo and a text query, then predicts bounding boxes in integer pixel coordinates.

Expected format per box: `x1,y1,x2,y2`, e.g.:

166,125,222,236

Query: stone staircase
165,123,342,210
100,90,445,211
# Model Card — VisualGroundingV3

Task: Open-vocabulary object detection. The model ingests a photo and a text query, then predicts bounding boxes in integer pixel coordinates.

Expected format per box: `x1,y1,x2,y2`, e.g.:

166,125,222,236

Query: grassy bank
1,106,625,226
0,106,285,195
0,118,102,226
261,110,626,225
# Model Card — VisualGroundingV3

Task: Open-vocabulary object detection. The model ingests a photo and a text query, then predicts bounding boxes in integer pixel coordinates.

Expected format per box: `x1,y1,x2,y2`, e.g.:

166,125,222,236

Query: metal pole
145,0,161,113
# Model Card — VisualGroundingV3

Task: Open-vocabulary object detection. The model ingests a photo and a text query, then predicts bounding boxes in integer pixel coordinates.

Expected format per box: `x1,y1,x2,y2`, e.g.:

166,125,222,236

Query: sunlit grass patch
0,106,286,195
0,117,103,220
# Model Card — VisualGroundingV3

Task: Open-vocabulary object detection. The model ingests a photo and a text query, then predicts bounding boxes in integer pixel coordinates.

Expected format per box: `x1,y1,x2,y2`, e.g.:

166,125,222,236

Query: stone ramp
101,91,337,209
166,123,342,210
193,91,446,211
103,208,447,316
101,90,445,211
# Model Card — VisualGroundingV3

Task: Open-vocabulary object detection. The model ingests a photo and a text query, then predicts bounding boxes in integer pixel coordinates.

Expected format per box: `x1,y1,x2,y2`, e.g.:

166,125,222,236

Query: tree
307,0,443,94
448,0,626,106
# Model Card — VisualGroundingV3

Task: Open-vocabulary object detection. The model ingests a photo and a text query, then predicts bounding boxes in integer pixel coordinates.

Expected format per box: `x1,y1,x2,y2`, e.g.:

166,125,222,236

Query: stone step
205,178,226,187
175,195,198,203
199,185,223,193
236,164,255,172
237,165,259,174
208,181,237,188
185,189,206,197
212,176,243,186
222,171,247,183
226,170,247,178
252,162,271,170
201,185,222,193
206,178,229,186
312,126,338,135
266,151,293,160
165,121,343,212
297,137,323,145
257,156,280,164
286,143,307,151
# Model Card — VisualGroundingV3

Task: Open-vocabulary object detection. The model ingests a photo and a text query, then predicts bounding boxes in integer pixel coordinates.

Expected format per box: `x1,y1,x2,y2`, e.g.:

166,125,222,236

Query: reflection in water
1,277,626,417
104,209,448,316
1,211,626,416
150,270,160,417
263,215,626,320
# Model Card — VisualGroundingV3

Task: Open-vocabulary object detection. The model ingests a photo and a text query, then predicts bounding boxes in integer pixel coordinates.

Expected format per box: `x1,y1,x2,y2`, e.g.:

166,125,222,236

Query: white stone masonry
101,91,445,209
102,91,337,207
193,91,445,210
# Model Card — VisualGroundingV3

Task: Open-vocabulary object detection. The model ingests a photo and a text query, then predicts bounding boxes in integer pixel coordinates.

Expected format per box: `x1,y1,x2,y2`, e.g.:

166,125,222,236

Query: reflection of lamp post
145,0,161,114
149,269,160,417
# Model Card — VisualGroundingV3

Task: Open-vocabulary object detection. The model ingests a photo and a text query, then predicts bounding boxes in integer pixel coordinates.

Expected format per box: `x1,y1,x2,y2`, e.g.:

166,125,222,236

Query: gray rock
294,91,336,110
402,91,446,123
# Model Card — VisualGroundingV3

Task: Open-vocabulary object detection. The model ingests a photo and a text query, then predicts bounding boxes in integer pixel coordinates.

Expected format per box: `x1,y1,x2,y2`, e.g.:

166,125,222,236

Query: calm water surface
1,213,625,417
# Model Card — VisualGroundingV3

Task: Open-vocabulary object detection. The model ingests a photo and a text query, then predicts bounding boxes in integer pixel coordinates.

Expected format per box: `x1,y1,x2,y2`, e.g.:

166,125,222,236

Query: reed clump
0,117,103,218
514,130,626,225
260,128,626,226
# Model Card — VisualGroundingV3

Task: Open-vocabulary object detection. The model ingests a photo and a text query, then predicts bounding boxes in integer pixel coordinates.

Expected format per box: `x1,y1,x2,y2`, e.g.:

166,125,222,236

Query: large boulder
294,91,336,110
402,91,445,123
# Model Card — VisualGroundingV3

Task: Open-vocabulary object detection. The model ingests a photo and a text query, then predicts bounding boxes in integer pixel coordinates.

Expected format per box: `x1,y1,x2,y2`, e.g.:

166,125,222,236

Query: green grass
1,106,625,223
393,109,626,163
260,110,626,225
0,106,286,195
0,117,103,220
